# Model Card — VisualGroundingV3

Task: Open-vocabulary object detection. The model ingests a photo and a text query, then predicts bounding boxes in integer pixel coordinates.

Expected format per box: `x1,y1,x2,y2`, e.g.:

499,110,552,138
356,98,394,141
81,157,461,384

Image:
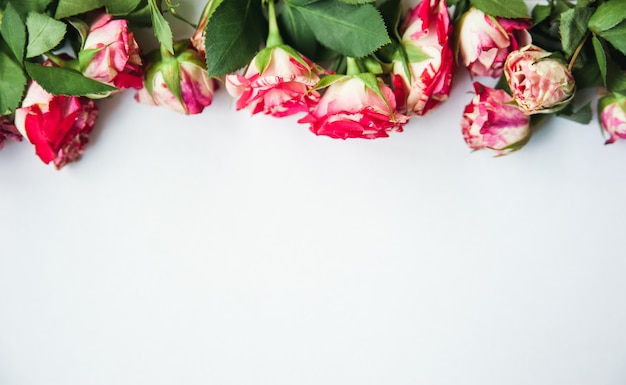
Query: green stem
568,32,589,72
45,52,66,67
345,57,361,76
266,0,283,47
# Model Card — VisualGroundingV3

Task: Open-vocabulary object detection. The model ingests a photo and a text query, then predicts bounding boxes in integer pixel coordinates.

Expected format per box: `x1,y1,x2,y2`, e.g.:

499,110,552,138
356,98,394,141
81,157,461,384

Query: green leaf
311,74,346,91
404,44,431,62
125,1,153,27
592,34,607,85
532,4,551,26
337,0,375,4
25,12,67,58
66,17,89,49
557,102,592,124
559,7,593,57
24,61,116,96
0,51,27,114
280,0,318,58
355,72,391,111
576,0,596,7
293,1,390,58
54,0,103,19
1,0,52,15
148,0,173,55
597,21,626,55
588,0,626,33
469,0,528,18
204,0,266,77
0,3,26,61
606,59,626,93
106,0,143,15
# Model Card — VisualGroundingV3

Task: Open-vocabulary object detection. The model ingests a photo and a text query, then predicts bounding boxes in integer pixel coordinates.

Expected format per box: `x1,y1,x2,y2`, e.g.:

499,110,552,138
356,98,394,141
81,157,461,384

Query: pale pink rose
135,41,216,115
225,46,325,117
0,116,22,150
82,14,143,89
456,8,531,77
298,75,409,139
599,96,626,144
14,81,98,169
391,0,454,116
504,45,575,114
462,82,530,155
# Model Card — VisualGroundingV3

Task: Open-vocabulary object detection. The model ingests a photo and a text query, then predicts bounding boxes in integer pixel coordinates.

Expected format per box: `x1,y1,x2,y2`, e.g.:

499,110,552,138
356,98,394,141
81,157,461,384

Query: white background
1,1,626,384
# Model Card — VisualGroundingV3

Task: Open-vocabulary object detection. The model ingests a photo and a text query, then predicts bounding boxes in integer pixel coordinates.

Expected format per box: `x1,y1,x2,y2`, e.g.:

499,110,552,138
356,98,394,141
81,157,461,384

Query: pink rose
0,116,22,150
298,75,409,139
504,45,575,114
14,81,98,169
135,41,217,115
599,95,626,145
391,0,454,116
225,46,325,117
82,14,143,89
456,8,531,78
462,82,530,155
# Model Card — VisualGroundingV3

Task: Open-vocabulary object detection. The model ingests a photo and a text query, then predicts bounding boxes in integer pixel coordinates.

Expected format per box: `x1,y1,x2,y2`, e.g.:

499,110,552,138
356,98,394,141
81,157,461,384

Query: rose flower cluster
0,0,624,169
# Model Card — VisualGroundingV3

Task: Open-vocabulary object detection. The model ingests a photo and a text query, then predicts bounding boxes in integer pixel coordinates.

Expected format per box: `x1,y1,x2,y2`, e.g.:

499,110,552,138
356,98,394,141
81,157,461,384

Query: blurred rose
504,45,575,114
599,95,626,145
190,0,214,56
135,41,217,115
14,81,98,169
0,116,22,150
391,0,454,116
298,75,409,139
456,7,531,77
82,13,143,89
462,82,530,155
225,46,325,117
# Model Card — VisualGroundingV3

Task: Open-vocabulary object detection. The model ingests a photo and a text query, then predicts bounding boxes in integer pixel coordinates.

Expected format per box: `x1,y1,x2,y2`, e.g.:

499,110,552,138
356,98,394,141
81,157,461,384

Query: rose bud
598,95,626,145
225,45,325,117
298,74,409,139
504,45,575,114
135,40,217,115
462,82,531,155
0,116,22,150
82,13,143,90
14,81,98,169
391,0,454,116
455,7,531,78
190,0,214,56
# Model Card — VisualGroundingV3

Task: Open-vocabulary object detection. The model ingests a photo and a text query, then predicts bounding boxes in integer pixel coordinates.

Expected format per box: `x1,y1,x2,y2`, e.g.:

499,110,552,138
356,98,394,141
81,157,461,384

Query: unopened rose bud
456,8,531,78
462,82,531,155
504,45,575,114
82,13,143,90
135,41,217,115
599,95,626,145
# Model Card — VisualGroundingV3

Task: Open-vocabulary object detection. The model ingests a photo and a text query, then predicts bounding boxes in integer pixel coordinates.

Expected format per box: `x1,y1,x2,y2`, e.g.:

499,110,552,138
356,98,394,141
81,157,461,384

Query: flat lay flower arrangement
0,0,625,168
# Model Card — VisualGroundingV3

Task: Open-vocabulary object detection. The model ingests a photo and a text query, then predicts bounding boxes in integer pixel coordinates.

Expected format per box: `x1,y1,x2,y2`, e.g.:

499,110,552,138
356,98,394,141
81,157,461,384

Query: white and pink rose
456,7,531,78
599,95,626,145
298,75,409,139
391,0,454,116
462,82,530,155
504,45,575,115
82,13,143,90
225,46,325,117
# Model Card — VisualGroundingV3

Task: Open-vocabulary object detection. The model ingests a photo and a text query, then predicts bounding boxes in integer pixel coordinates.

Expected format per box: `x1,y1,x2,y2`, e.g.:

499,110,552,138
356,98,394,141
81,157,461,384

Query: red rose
14,81,98,169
